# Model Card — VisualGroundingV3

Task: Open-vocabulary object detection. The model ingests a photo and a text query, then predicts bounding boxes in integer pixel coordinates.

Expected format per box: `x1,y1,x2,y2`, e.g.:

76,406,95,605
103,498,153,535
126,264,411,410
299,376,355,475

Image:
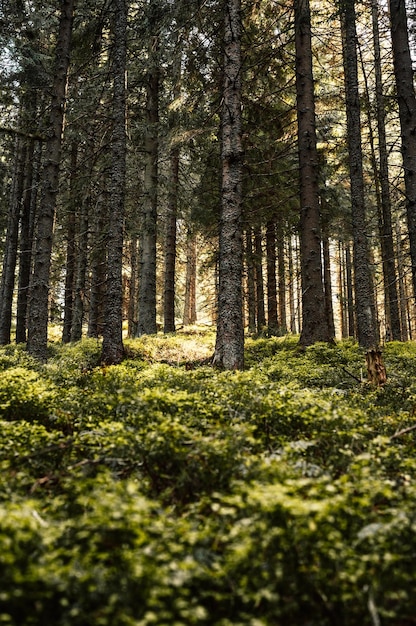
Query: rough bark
27,0,75,360
101,0,127,365
71,199,89,342
295,0,332,347
371,0,401,341
245,229,256,333
88,190,107,339
340,0,379,350
389,0,416,302
0,137,26,345
163,147,179,333
137,34,159,336
62,142,78,343
276,216,287,335
212,0,244,369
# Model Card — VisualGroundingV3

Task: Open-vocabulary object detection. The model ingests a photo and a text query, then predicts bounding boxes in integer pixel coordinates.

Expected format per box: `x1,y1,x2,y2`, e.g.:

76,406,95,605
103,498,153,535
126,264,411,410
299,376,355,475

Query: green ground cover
0,331,416,625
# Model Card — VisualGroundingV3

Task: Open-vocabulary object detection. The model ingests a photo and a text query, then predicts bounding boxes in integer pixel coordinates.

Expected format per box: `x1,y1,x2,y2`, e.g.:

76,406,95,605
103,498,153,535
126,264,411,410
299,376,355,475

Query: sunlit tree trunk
27,0,75,360
389,0,416,302
213,0,244,369
295,0,332,346
101,0,127,364
183,230,197,326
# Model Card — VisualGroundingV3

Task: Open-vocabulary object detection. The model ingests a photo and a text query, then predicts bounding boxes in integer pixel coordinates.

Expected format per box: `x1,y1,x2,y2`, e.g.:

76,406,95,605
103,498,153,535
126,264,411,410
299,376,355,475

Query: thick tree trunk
212,0,244,369
340,0,379,350
266,218,278,335
389,0,416,302
295,0,332,347
137,33,159,336
27,0,75,360
101,0,127,365
371,0,401,341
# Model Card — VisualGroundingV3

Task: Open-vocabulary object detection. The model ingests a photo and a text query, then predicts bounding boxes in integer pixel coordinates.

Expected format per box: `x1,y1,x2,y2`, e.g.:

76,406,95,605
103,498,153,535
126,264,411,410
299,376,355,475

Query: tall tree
295,0,332,346
339,0,379,350
212,0,244,369
101,0,127,365
27,0,75,360
389,0,416,303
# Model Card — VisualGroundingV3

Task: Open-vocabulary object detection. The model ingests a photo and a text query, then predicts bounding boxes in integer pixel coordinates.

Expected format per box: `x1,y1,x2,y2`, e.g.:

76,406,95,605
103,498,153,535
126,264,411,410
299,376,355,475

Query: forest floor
1,328,416,625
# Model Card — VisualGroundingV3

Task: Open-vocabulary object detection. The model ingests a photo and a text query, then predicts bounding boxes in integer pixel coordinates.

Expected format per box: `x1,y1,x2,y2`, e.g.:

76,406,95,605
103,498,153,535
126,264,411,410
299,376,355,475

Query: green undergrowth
1,333,416,624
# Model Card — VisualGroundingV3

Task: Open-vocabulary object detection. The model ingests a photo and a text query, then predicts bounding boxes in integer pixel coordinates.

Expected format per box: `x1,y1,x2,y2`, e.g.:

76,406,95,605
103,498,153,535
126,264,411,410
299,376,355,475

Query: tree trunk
127,237,138,337
183,230,197,326
62,141,78,343
295,0,332,347
212,0,244,369
322,231,336,340
254,225,266,333
396,217,409,341
88,190,107,339
0,137,26,345
340,0,379,350
164,147,179,333
276,217,287,335
16,138,38,344
266,218,278,335
389,0,416,302
245,228,256,333
345,242,355,338
27,0,75,360
71,198,89,342
101,0,127,365
137,31,160,336
371,0,401,341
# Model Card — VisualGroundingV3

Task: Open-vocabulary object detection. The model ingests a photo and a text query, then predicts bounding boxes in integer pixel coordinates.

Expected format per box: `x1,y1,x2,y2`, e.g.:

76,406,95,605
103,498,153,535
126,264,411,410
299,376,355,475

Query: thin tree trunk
389,0,416,301
183,230,197,326
340,0,379,351
276,217,287,335
0,137,26,344
288,236,297,333
245,228,256,333
101,0,127,364
212,0,244,369
396,217,409,341
322,231,336,340
88,190,107,339
164,148,179,333
62,141,78,343
128,237,138,337
27,0,75,360
16,138,38,344
345,242,355,338
254,225,266,333
266,218,278,335
71,198,89,342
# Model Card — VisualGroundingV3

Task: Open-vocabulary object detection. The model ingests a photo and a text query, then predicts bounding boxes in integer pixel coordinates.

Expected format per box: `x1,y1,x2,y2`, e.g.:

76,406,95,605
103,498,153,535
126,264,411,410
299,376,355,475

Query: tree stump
365,349,387,386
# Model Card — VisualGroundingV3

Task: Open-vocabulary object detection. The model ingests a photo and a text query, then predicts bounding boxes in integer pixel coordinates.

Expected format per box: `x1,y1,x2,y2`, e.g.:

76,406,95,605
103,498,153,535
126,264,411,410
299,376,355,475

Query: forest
2,0,416,623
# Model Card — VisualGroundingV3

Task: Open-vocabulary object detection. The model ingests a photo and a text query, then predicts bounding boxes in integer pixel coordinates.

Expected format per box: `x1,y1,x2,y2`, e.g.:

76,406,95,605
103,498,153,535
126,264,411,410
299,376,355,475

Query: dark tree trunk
62,141,78,343
371,0,401,341
266,218,278,335
27,0,75,360
340,0,379,350
16,138,39,344
101,0,127,365
88,190,107,339
254,225,266,333
0,137,26,344
245,228,256,333
295,0,332,347
127,237,138,337
345,242,355,338
163,147,179,333
322,230,336,340
71,198,89,342
389,0,416,302
137,30,160,336
276,217,287,335
212,0,244,369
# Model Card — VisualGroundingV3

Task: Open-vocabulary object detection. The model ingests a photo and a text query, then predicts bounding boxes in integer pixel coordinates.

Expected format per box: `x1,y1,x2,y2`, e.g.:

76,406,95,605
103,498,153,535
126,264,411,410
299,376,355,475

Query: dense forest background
1,0,416,366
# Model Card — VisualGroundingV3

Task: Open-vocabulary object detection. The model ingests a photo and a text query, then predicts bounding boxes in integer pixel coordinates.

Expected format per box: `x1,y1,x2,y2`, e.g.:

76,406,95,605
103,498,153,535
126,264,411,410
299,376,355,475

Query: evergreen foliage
0,331,416,624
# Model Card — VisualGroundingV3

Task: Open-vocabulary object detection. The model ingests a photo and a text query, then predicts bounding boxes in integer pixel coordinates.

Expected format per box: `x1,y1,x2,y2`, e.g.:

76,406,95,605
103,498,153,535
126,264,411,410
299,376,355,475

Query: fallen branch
390,424,416,440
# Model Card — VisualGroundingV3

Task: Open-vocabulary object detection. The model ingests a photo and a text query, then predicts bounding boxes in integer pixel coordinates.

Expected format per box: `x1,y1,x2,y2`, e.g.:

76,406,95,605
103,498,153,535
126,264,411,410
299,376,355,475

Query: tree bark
101,0,127,365
27,0,75,360
245,229,256,333
266,218,278,335
183,230,197,326
340,0,379,350
212,0,244,369
389,0,416,302
295,0,332,347
276,216,287,335
62,141,78,343
137,30,160,336
254,225,266,333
